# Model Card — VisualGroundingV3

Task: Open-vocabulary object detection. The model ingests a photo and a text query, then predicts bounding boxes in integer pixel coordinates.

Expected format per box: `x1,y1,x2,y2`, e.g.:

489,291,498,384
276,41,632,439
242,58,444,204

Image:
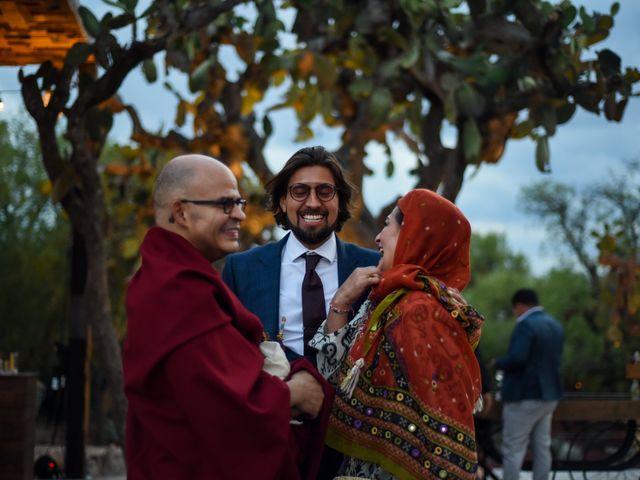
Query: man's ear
170,200,187,226
279,196,287,213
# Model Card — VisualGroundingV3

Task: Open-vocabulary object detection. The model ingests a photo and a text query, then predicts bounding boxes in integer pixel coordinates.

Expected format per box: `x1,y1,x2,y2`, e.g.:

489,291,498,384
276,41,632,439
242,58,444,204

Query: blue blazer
222,234,380,342
495,309,564,402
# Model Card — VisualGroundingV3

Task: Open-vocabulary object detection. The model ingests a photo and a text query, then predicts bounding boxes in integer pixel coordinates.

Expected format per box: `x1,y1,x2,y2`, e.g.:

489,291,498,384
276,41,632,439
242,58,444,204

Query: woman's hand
333,266,382,306
326,266,382,333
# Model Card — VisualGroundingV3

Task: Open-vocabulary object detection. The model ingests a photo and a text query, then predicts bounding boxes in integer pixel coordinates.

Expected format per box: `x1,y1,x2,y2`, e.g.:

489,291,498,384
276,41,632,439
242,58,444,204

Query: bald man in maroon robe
124,154,330,479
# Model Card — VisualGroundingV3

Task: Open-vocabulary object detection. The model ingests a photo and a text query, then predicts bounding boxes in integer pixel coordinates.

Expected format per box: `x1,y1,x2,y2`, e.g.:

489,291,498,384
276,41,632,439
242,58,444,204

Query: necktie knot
304,252,321,272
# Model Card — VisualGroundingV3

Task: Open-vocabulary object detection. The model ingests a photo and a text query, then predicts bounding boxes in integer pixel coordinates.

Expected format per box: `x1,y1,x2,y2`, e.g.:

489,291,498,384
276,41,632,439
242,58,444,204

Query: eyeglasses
180,198,247,214
287,183,337,202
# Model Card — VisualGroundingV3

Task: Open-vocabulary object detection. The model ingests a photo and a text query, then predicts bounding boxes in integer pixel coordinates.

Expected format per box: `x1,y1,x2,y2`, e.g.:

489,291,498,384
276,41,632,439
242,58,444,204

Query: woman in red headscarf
310,189,484,480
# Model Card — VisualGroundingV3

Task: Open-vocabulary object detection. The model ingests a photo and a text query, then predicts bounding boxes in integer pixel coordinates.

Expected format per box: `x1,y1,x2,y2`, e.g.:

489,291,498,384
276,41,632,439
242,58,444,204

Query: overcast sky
1,0,638,275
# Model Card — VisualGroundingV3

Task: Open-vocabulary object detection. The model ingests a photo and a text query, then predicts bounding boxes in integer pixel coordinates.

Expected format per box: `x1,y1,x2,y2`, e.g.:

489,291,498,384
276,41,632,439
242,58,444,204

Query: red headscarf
371,188,471,300
327,189,483,480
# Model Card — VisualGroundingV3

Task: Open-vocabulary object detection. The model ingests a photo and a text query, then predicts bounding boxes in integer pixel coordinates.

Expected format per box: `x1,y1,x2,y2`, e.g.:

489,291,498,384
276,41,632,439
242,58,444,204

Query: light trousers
501,400,558,480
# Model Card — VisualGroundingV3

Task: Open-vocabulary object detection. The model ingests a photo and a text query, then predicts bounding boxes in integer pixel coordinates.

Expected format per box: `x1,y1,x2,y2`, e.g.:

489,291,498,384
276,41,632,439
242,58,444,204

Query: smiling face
279,165,340,249
375,206,402,271
178,162,246,262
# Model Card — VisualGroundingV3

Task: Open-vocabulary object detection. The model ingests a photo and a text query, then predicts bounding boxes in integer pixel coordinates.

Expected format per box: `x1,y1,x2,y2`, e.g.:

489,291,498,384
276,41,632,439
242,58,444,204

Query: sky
1,0,638,275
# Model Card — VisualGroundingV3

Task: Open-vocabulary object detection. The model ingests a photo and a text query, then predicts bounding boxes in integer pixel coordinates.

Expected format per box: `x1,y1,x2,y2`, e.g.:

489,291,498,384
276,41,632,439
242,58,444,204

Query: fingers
300,387,324,418
365,271,381,283
335,267,382,304
289,371,324,418
359,265,382,277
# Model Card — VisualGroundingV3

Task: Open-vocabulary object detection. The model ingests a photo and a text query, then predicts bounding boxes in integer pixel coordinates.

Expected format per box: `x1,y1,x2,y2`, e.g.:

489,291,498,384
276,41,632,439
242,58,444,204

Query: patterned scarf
326,190,484,480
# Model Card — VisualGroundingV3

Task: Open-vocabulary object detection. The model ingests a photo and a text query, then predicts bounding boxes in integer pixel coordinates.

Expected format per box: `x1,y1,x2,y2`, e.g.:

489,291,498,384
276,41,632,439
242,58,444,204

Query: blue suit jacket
222,234,380,343
495,309,564,402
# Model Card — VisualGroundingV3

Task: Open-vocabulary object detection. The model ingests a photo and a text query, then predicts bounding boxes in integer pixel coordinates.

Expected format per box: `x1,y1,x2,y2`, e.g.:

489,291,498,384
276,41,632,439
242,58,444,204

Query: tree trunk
67,115,127,446
65,228,87,478
83,223,126,446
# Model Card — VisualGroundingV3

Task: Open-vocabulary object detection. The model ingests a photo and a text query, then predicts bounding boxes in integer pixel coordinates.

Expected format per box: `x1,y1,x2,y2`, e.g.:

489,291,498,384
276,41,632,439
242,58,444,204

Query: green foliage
465,232,532,375
142,59,157,83
466,269,528,360
535,136,550,173
0,118,69,372
465,231,637,392
463,118,482,163
78,6,101,38
534,268,605,391
518,162,640,390
469,232,530,283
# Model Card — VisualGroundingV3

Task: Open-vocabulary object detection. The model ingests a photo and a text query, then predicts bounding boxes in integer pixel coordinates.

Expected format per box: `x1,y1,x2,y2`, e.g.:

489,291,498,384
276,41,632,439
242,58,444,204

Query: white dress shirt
279,233,339,355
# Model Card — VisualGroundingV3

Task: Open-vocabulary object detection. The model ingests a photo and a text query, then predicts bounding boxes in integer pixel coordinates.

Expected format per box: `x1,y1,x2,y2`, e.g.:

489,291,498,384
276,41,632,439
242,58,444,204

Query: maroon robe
124,227,330,479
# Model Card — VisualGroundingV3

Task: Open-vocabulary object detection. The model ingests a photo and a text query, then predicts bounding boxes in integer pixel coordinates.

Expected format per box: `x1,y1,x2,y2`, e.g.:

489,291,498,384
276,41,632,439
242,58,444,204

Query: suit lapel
337,237,356,285
256,235,288,339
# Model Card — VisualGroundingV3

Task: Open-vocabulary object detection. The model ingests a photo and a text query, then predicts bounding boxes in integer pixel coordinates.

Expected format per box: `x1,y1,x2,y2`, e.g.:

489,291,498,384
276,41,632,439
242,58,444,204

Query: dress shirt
279,233,339,355
516,306,544,323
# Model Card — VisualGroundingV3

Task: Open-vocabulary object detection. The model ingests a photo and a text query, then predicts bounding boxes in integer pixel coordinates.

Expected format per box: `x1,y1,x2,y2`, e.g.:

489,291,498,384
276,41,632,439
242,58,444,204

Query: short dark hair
265,146,355,232
511,288,539,307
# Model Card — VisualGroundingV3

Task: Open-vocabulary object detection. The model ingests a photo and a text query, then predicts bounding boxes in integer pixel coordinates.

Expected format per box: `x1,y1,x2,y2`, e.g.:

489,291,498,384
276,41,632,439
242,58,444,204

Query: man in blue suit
223,146,380,364
492,288,564,480
223,146,380,480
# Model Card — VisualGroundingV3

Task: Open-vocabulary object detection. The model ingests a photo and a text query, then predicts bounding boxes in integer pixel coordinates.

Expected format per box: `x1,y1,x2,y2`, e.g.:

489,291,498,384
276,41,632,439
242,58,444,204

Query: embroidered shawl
326,189,484,480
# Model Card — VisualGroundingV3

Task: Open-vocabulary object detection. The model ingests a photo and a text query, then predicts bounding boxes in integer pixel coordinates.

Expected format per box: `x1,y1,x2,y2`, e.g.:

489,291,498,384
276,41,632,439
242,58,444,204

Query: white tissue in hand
260,341,290,379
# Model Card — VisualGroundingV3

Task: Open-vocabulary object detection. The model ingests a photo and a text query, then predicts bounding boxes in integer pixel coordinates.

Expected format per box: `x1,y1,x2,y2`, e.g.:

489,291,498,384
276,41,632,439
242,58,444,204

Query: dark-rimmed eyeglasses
180,198,247,214
287,183,337,202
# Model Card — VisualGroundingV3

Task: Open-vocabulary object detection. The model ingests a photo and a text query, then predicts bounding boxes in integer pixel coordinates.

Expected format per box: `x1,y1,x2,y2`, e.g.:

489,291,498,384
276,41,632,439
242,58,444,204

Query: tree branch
73,0,246,116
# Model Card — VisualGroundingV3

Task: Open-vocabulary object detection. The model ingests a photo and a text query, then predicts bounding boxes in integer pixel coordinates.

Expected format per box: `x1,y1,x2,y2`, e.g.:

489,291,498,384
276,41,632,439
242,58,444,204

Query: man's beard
283,210,338,246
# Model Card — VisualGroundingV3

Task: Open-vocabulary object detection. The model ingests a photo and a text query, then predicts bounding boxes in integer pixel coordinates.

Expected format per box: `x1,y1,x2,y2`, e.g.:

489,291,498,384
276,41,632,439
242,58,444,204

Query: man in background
492,288,564,480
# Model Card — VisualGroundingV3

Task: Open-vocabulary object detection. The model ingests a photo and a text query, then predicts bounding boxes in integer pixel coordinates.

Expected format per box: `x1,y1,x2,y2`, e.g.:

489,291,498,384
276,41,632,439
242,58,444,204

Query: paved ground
85,470,640,480
484,469,640,480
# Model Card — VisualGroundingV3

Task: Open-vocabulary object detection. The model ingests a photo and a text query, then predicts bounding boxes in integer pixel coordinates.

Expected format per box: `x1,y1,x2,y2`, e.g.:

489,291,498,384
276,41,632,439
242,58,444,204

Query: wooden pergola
0,0,86,66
